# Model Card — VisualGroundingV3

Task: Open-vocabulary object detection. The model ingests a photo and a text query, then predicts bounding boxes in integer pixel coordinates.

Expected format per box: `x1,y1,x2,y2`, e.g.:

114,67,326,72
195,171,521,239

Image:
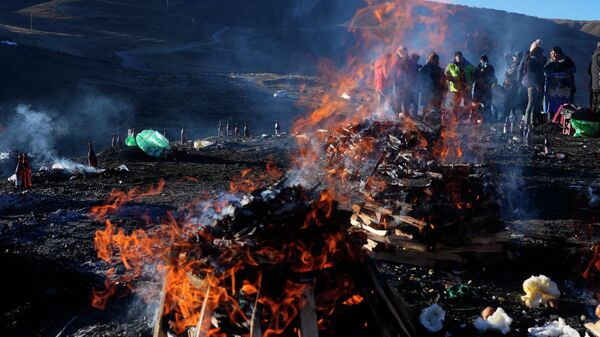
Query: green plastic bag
135,130,172,158
125,135,137,147
571,119,599,138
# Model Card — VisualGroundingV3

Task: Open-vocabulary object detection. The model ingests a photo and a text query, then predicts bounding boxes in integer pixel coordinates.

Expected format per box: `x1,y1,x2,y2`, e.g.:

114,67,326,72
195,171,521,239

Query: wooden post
194,284,213,337
152,273,170,337
250,292,262,337
298,285,318,337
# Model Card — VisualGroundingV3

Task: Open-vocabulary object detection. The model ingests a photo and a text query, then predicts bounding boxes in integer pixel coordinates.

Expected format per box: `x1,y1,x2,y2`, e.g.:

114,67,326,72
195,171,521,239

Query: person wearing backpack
590,42,600,113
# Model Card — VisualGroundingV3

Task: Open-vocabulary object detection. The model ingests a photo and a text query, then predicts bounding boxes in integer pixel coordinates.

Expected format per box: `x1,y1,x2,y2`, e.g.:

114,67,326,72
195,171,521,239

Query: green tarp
571,119,600,138
135,130,171,158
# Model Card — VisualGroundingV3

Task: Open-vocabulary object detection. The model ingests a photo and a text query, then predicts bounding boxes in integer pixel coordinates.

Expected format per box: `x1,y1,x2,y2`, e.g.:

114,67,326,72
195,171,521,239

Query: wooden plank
250,292,262,337
152,272,170,337
299,285,319,337
193,283,213,337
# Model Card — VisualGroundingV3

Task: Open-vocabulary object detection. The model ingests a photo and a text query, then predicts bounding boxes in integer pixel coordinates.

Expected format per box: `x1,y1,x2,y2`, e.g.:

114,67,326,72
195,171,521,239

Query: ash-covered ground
1,122,600,337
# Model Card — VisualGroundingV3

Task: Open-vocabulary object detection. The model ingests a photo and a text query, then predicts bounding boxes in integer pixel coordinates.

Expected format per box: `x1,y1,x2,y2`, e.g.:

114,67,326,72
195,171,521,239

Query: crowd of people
373,40,600,126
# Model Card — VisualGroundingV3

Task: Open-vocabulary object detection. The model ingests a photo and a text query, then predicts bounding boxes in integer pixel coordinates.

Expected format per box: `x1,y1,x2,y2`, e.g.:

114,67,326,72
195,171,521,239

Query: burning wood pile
324,120,509,266
92,181,416,337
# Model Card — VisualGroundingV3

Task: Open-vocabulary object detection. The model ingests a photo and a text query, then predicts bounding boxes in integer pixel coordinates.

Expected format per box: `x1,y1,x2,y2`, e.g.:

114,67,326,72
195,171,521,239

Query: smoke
1,104,68,160
0,91,134,176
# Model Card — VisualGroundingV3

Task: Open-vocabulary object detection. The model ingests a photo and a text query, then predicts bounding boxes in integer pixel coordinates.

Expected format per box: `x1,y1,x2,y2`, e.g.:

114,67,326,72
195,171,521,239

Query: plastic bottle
234,123,239,137
544,134,550,154
275,120,280,135
14,154,23,189
88,141,98,168
226,120,231,137
243,123,249,138
111,132,116,148
180,126,187,145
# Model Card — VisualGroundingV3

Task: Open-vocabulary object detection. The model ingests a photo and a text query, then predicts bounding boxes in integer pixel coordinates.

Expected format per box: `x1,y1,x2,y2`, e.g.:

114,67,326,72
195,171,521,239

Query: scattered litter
521,275,561,308
0,152,9,160
528,318,580,337
446,283,470,299
7,174,16,182
273,90,288,98
473,307,512,335
38,166,49,172
419,303,445,332
585,320,600,337
116,164,129,172
193,140,214,150
341,92,351,100
136,130,171,158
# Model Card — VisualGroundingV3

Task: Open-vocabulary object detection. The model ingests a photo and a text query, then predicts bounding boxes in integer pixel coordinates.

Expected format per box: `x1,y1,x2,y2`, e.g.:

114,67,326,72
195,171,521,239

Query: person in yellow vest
445,51,475,119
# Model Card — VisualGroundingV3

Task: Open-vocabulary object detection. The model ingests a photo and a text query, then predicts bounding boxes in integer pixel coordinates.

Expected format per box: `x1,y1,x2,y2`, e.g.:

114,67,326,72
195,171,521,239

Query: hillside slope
554,19,600,38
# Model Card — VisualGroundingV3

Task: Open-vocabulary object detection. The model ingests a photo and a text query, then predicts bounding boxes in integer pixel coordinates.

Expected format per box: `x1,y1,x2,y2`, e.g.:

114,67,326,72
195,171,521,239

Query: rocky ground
0,121,599,337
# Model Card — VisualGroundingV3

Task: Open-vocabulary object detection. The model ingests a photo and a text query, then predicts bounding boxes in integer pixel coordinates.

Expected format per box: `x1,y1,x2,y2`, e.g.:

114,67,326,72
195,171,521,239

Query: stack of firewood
143,182,416,337
325,121,509,267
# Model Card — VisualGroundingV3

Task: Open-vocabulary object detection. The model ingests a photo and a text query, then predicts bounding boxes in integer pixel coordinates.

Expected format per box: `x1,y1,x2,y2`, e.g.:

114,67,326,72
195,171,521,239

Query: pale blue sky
445,0,599,20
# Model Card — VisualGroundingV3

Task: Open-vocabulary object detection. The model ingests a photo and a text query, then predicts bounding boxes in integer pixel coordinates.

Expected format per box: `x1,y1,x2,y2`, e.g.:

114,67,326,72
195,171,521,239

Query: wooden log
389,215,427,230
299,285,319,337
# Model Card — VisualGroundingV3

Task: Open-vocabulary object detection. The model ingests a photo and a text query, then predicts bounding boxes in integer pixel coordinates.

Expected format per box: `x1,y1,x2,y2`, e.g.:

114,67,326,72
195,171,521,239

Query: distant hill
0,0,598,104
553,19,600,38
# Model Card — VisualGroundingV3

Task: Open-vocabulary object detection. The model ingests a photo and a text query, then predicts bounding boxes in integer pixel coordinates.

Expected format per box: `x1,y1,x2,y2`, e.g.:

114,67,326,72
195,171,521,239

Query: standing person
419,52,447,124
503,51,524,118
393,46,419,115
473,55,497,121
544,46,576,120
445,51,475,120
374,52,394,110
522,42,545,126
590,42,600,113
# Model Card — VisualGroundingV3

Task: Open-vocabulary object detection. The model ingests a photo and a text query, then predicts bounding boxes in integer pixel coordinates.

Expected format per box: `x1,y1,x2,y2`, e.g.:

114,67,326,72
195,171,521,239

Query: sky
444,0,600,21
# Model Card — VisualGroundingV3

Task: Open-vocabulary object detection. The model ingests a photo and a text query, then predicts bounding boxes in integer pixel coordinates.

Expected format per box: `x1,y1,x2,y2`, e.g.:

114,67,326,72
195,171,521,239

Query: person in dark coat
393,46,419,115
590,42,600,113
544,46,576,119
473,55,497,121
419,52,447,123
522,42,545,126
503,51,525,118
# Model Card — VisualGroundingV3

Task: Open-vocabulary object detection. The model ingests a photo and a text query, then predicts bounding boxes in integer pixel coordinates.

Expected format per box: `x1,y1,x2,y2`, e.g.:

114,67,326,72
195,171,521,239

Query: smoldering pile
94,181,416,337
324,120,508,266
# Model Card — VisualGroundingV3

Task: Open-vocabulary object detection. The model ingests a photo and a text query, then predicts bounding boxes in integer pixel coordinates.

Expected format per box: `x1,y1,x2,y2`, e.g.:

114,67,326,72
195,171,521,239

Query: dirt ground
1,120,600,337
